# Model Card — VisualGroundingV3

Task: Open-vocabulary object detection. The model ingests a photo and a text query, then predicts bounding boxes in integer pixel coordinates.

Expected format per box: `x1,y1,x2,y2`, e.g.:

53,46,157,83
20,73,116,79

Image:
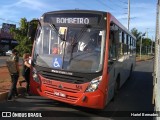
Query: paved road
0,60,154,120
0,56,9,67
0,56,22,67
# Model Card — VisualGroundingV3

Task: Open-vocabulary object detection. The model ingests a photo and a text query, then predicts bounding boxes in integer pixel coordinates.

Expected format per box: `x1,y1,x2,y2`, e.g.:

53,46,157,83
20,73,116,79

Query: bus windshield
33,23,105,73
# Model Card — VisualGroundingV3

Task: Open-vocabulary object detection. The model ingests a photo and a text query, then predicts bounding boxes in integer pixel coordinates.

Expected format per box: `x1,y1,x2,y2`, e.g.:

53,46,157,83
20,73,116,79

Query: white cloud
0,0,53,24
0,7,19,23
0,0,156,39
130,21,154,29
2,0,51,11
16,0,50,11
131,3,155,9
112,1,156,39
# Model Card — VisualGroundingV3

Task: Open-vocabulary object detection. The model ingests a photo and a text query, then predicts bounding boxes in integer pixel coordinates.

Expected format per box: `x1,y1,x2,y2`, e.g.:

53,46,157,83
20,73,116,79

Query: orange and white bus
29,10,136,109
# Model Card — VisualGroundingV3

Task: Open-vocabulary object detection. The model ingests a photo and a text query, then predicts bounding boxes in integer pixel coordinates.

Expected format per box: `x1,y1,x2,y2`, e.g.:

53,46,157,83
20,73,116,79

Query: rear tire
129,65,133,79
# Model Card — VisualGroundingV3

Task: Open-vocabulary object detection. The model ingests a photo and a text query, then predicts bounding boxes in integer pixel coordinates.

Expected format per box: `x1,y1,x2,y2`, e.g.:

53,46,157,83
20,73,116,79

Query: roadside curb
0,87,26,101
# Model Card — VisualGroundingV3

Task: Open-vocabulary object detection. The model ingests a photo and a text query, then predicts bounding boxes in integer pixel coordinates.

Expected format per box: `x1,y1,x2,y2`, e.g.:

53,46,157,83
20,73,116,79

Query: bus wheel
112,77,120,101
129,65,133,79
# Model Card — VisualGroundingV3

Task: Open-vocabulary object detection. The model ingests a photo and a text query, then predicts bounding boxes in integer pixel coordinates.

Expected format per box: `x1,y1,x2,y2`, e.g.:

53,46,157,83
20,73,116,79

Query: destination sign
46,16,99,25
43,12,104,26
56,18,90,24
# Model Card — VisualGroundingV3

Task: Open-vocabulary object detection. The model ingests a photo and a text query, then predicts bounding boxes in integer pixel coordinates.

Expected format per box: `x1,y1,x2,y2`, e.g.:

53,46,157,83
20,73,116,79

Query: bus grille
44,84,80,93
44,91,78,103
39,70,88,84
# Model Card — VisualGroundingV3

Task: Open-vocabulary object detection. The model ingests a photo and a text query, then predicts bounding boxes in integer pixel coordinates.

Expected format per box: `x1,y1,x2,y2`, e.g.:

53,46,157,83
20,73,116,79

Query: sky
0,0,157,40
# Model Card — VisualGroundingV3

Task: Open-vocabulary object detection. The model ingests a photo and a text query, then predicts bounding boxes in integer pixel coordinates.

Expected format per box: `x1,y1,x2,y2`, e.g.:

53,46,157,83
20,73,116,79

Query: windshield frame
33,21,106,74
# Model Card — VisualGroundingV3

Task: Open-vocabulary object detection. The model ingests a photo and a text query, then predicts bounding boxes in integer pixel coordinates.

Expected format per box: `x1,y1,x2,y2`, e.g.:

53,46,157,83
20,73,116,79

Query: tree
131,28,142,40
131,28,153,54
131,28,142,53
10,18,36,56
28,19,38,43
143,38,152,46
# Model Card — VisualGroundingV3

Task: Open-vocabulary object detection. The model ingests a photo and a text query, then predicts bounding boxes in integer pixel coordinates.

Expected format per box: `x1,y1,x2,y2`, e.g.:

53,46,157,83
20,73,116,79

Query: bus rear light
32,67,40,83
85,76,102,92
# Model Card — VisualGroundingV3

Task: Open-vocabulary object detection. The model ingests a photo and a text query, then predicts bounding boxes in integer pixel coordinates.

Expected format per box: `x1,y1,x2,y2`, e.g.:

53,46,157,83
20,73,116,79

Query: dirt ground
136,55,154,61
0,66,24,93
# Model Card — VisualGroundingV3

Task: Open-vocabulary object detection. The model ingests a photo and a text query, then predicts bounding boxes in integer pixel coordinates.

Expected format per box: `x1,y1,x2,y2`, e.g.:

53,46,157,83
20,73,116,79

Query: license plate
53,91,66,98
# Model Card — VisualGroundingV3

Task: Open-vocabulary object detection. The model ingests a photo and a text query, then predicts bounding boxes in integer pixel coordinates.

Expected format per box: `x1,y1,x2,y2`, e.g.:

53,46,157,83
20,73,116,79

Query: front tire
112,76,120,101
129,65,133,79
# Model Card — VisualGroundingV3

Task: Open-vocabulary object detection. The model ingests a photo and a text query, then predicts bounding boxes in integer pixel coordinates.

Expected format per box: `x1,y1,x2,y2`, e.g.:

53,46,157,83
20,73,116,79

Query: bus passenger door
106,23,119,103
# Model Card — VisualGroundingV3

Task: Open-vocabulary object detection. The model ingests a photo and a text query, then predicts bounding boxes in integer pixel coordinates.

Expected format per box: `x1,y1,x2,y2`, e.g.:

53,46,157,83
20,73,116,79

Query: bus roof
43,9,106,15
109,13,136,40
42,10,136,40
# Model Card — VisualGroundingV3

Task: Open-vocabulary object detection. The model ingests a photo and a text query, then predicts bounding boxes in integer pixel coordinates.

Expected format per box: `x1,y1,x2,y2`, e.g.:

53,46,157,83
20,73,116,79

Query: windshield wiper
74,25,91,44
49,24,66,41
69,25,91,63
69,24,91,49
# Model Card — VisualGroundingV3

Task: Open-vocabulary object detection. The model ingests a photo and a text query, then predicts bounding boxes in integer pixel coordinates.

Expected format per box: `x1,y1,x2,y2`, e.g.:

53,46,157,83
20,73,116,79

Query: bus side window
130,38,133,54
119,31,123,56
122,32,125,55
123,33,127,55
133,39,136,54
128,36,131,54
126,35,129,54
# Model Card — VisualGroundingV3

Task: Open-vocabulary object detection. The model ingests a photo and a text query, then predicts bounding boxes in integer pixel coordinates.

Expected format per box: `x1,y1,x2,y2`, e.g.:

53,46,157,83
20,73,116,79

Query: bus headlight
85,76,102,92
32,68,40,83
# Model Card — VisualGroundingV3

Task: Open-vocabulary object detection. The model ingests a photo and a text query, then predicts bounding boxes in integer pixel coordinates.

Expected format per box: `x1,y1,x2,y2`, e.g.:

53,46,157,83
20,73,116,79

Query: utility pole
140,33,146,60
153,1,160,120
128,0,130,30
140,35,143,60
146,28,149,38
151,36,153,54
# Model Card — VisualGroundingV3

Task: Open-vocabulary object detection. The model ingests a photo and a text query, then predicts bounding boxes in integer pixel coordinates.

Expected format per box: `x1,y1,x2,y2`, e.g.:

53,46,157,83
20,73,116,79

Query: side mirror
28,20,40,42
31,60,35,67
